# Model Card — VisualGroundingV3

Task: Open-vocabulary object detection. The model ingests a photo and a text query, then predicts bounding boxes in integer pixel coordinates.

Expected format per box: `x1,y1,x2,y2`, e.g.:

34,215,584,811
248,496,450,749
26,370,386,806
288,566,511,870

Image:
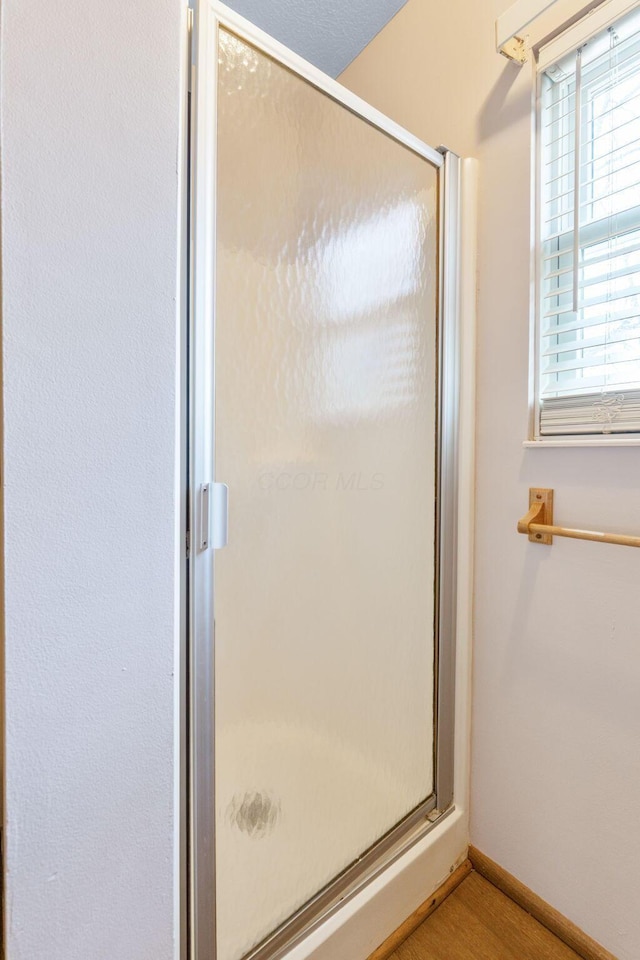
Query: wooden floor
387,871,583,960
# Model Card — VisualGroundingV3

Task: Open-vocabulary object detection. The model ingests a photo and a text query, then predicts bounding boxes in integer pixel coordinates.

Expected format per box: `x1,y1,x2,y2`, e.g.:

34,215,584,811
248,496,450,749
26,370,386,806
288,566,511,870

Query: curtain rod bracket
496,0,563,63
498,35,530,63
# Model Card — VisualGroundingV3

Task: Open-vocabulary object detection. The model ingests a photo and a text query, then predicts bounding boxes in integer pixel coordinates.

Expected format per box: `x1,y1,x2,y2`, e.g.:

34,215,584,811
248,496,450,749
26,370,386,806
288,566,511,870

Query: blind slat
543,260,640,300
542,326,640,357
542,304,640,338
543,31,640,114
545,136,640,188
543,342,640,375
544,179,640,226
547,155,640,205
546,27,640,97
543,282,640,318
543,85,640,131
540,387,640,435
542,365,640,393
544,115,640,165
542,202,640,247
543,238,640,281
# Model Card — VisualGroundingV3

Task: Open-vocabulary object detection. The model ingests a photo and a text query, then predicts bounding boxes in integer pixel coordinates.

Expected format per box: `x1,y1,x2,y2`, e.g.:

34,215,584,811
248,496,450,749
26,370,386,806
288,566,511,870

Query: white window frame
529,0,640,445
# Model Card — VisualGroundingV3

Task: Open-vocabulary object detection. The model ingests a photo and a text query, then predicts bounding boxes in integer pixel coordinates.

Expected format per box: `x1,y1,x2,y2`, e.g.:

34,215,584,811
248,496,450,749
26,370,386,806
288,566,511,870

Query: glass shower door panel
215,28,439,960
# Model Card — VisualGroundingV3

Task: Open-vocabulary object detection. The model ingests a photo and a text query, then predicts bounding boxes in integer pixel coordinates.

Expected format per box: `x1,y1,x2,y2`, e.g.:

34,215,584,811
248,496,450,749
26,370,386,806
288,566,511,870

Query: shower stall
188,4,468,959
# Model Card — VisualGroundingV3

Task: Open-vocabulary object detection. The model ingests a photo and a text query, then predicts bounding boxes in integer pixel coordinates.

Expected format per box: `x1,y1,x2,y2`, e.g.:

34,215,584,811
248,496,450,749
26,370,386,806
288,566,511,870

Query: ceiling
222,0,410,77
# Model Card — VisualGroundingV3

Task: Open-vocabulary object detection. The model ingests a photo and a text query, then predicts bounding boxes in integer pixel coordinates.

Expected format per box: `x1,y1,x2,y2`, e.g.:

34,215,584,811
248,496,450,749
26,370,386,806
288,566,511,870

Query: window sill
524,437,640,448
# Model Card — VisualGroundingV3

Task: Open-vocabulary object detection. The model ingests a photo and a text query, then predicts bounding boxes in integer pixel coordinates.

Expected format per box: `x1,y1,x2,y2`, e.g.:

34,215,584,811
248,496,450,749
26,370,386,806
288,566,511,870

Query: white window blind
539,7,640,435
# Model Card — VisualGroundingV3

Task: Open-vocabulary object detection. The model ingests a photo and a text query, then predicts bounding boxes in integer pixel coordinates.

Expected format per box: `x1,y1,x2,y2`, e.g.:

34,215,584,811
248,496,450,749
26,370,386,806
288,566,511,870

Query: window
537,5,640,436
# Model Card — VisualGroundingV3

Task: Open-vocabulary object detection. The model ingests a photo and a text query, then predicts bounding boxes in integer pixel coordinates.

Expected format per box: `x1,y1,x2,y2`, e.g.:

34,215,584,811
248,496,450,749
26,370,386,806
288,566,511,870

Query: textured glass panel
215,27,439,960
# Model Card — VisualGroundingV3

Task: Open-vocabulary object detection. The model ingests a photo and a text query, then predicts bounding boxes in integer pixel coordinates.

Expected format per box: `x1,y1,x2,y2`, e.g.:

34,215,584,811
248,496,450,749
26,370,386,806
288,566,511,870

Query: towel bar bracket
518,487,640,548
518,487,554,544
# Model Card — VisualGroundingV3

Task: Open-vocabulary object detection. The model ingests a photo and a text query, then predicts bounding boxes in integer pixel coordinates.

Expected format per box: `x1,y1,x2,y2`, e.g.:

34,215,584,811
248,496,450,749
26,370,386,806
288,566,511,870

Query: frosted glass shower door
191,8,449,960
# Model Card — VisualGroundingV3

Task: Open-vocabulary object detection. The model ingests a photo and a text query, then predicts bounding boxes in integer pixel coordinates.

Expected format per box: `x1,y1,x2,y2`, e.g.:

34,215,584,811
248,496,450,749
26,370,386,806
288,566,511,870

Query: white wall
1,1,183,958
341,4,640,959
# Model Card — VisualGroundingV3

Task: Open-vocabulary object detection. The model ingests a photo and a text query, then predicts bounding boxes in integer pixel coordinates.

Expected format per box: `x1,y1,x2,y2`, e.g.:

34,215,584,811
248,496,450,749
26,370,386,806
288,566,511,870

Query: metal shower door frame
186,4,462,959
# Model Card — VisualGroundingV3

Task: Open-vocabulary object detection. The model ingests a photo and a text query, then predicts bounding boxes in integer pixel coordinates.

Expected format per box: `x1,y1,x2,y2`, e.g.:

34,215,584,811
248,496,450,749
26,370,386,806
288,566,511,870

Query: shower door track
186,5,462,960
